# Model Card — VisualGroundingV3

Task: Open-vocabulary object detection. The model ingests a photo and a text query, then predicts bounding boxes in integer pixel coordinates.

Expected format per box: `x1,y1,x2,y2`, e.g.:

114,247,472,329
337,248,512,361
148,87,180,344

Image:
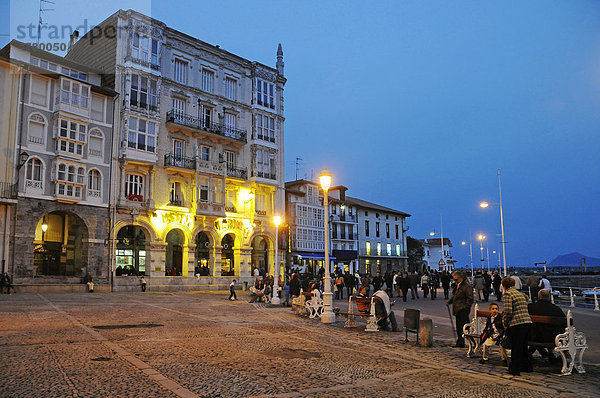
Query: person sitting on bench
527,289,565,360
373,288,399,331
479,302,507,365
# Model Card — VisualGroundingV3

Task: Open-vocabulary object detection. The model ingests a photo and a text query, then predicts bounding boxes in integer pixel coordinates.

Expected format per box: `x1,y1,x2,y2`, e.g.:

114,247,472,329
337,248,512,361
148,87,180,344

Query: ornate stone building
67,9,286,290
0,41,117,289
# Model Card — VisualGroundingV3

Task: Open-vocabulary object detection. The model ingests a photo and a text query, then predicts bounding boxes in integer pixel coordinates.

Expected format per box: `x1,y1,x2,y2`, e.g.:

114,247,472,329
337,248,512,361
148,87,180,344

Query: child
229,279,237,301
480,302,507,365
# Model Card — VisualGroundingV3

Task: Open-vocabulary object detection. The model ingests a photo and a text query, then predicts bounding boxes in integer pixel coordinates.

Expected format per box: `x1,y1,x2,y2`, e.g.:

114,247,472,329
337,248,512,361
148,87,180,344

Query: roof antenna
37,0,55,45
295,157,303,180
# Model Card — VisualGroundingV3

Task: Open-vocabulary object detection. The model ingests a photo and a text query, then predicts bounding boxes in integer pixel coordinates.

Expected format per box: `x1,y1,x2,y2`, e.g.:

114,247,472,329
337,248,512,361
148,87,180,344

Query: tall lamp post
480,169,507,277
271,215,282,305
461,239,473,277
319,168,335,323
477,234,486,270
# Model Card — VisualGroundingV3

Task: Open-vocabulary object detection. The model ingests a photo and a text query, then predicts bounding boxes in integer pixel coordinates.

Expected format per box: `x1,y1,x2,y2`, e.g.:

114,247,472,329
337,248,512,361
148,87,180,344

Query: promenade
1,291,598,397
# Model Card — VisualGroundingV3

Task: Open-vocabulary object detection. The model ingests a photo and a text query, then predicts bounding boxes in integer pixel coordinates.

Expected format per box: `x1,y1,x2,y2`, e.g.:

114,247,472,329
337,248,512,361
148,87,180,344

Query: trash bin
243,281,248,291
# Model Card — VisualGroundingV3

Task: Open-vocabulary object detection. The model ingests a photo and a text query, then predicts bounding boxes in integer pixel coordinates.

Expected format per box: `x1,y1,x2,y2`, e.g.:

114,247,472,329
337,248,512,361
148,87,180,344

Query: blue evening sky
3,0,600,267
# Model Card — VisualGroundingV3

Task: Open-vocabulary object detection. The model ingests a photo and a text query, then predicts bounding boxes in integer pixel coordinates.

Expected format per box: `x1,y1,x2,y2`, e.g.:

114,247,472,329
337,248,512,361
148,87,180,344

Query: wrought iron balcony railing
226,166,247,180
166,110,247,143
164,153,196,170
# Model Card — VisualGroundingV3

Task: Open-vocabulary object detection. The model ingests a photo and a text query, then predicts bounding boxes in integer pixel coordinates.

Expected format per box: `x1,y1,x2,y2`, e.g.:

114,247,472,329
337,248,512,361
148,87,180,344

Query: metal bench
337,296,379,332
292,291,323,319
553,310,587,376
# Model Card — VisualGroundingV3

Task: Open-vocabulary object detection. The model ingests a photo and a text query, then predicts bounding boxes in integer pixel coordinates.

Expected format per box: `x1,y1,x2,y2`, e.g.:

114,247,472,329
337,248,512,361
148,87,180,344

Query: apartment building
66,9,286,288
0,41,116,287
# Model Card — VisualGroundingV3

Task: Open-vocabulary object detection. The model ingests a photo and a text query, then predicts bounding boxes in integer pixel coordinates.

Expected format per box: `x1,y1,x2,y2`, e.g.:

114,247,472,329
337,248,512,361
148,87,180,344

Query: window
55,163,83,199
128,117,156,153
200,146,210,161
91,94,105,122
226,189,237,211
212,178,223,204
256,78,274,109
130,74,157,110
365,220,370,237
376,222,380,238
255,193,266,213
377,243,382,256
25,158,43,190
199,176,209,203
366,242,371,255
88,170,101,199
125,174,144,200
386,224,390,239
61,79,89,108
172,98,185,118
224,150,236,170
174,59,187,84
395,225,399,240
256,114,275,142
172,139,185,159
396,244,401,256
201,69,214,93
340,225,346,239
132,33,159,66
386,243,392,256
169,181,183,206
201,105,212,127
30,76,48,107
225,77,236,100
224,114,236,137
57,119,86,156
88,130,103,158
27,114,46,145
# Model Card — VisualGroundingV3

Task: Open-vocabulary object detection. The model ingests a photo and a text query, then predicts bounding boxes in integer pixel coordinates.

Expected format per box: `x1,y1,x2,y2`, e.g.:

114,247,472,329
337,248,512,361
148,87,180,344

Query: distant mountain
549,252,600,266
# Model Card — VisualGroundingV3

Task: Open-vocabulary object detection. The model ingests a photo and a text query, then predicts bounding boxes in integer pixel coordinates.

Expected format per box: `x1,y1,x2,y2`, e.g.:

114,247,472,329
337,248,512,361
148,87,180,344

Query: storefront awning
332,250,358,261
295,252,336,260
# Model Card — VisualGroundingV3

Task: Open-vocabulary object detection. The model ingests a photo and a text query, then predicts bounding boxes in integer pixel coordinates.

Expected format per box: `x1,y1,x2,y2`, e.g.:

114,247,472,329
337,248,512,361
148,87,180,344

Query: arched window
25,158,43,191
88,129,104,158
88,169,101,199
27,113,47,145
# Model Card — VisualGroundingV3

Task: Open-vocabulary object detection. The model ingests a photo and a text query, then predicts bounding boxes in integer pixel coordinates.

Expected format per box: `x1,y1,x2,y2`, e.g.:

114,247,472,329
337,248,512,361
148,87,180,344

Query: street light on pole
461,240,473,277
319,168,335,323
477,234,486,270
479,169,507,277
271,215,282,305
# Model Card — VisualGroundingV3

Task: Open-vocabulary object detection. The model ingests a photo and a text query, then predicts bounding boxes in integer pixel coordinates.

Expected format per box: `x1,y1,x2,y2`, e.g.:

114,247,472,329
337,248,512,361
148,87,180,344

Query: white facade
421,238,455,272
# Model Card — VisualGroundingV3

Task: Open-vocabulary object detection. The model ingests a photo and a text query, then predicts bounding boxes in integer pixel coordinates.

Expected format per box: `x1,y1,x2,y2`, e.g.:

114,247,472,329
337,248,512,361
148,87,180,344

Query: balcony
164,153,196,172
166,110,247,146
226,166,247,180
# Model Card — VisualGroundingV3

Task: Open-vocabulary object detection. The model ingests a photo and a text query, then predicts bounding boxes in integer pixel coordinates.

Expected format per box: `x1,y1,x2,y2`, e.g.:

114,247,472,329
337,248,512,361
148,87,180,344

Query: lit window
377,243,382,256
366,242,371,255
125,174,144,200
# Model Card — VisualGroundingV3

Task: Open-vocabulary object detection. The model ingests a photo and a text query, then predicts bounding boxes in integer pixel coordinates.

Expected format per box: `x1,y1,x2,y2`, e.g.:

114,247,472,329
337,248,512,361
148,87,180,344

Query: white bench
554,310,587,376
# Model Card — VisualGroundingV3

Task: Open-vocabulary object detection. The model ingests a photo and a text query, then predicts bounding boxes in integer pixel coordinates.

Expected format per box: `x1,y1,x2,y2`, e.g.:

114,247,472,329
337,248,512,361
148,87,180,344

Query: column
147,167,155,207
187,243,196,277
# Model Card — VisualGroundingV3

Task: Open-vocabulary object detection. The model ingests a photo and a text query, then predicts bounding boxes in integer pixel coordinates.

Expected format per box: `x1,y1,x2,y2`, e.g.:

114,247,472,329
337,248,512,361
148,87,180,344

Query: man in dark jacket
372,272,383,292
408,271,420,299
527,289,566,358
343,271,354,298
446,270,474,348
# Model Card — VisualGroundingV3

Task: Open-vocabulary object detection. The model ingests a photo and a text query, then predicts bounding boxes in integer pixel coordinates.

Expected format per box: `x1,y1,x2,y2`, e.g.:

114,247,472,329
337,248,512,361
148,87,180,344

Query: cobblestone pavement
1,292,598,398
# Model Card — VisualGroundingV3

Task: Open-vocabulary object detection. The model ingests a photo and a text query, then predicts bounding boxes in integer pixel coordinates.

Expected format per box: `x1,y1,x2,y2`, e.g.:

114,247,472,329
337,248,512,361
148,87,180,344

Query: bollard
570,288,575,308
419,318,433,347
594,289,599,312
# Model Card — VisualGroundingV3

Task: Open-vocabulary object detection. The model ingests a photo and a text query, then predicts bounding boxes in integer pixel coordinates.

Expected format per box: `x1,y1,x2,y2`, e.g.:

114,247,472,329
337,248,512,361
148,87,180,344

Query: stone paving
1,291,598,397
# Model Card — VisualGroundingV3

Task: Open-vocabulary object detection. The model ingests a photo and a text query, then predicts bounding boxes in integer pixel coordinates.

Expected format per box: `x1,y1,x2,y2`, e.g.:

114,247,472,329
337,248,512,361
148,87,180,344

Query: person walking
409,271,420,299
538,275,551,294
502,276,533,376
421,272,429,298
441,270,451,300
474,271,485,302
492,271,502,301
483,271,492,302
335,274,344,300
446,270,474,348
399,272,410,302
229,279,237,301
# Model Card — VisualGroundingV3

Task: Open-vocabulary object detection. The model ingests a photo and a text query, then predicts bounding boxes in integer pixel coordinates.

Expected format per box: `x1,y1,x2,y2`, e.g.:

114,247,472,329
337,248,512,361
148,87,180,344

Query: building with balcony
327,186,359,274
0,41,117,286
66,9,286,288
349,196,410,275
420,237,455,272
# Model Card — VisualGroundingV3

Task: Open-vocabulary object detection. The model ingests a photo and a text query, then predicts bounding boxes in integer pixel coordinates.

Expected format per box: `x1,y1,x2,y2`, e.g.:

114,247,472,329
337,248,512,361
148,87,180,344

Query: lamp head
429,232,435,236
319,168,332,191
41,222,48,232
273,215,281,227
479,202,489,208
461,241,466,246
18,151,29,169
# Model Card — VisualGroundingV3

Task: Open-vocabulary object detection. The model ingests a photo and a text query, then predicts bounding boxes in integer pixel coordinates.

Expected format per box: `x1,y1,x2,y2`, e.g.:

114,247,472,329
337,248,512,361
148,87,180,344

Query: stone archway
115,225,148,276
166,229,185,276
221,234,235,276
250,235,269,277
33,212,89,277
195,231,211,276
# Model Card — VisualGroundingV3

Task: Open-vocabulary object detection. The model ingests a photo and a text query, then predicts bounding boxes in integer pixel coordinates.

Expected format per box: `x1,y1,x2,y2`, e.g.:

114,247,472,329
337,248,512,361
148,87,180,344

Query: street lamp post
461,239,473,277
271,215,282,305
477,234,486,270
480,169,507,277
319,168,335,324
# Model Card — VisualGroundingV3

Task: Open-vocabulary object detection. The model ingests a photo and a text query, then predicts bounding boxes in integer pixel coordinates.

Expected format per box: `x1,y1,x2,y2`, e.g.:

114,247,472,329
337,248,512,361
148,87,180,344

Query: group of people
447,270,565,376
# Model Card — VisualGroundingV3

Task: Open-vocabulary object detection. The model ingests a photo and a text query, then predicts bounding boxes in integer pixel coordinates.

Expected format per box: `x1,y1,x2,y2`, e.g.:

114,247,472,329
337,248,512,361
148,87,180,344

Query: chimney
68,30,79,52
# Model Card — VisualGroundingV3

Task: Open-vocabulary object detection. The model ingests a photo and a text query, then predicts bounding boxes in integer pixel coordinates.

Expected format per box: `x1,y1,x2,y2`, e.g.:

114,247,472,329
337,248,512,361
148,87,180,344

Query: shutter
31,76,48,106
